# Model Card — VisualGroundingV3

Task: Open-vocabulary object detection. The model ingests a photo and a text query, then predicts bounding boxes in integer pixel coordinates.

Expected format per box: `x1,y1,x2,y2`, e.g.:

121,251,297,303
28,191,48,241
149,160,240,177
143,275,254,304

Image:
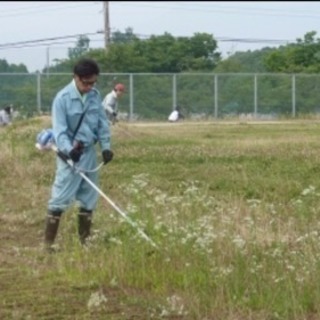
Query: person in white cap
102,83,125,124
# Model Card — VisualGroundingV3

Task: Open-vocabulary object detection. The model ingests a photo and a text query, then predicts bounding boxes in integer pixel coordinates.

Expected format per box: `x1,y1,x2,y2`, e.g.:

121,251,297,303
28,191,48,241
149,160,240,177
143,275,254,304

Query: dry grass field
2,117,320,319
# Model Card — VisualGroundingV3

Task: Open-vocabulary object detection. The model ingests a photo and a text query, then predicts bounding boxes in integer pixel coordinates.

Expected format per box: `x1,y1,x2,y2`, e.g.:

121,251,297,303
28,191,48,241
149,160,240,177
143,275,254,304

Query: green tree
187,32,221,70
215,48,273,73
104,31,221,73
106,43,150,72
48,30,222,73
139,32,221,72
111,27,138,44
0,59,28,72
68,35,90,60
264,31,320,73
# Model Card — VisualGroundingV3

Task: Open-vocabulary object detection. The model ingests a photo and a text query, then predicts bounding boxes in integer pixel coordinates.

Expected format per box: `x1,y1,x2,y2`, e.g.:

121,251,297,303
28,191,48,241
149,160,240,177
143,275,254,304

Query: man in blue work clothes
44,58,114,252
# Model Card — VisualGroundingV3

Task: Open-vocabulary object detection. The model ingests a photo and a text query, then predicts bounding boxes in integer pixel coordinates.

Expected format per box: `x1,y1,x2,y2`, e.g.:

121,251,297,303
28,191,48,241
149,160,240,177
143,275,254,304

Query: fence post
214,74,218,119
37,71,41,114
172,74,177,110
254,74,258,119
292,74,296,117
129,73,133,121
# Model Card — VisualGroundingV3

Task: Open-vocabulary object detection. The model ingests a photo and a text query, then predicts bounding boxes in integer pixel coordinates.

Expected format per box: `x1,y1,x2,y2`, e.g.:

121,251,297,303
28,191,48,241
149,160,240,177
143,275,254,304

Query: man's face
75,75,98,94
116,89,124,98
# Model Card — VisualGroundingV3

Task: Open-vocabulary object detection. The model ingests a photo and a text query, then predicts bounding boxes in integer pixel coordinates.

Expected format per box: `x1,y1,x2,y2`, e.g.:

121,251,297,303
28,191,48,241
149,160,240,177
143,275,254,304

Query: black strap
72,109,87,141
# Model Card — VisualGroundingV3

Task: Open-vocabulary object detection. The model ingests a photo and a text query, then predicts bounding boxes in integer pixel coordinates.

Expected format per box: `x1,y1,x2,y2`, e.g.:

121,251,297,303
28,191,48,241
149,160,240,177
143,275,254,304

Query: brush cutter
36,129,158,249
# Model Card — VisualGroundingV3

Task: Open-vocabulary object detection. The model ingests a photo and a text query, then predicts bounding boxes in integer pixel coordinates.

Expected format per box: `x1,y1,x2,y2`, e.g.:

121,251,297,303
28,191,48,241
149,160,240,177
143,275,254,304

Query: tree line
1,29,320,118
2,29,320,74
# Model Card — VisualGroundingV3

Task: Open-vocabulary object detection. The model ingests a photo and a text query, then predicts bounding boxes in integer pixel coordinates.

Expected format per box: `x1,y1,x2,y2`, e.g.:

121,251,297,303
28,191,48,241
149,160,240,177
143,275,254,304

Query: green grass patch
2,118,320,319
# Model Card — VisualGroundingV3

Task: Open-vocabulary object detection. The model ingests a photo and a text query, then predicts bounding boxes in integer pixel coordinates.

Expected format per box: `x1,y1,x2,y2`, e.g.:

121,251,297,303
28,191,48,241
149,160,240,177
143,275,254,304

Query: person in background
44,58,114,252
168,105,184,122
102,83,125,124
0,104,13,126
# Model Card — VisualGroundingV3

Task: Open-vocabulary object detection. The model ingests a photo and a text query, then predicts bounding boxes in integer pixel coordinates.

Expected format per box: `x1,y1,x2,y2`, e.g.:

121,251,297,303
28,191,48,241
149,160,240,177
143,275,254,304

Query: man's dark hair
73,58,100,77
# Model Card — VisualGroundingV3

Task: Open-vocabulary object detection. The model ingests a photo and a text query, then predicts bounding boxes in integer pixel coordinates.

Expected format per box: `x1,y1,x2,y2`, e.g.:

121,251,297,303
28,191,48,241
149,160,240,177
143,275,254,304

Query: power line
0,32,103,50
0,18,299,52
215,37,291,45
0,34,294,51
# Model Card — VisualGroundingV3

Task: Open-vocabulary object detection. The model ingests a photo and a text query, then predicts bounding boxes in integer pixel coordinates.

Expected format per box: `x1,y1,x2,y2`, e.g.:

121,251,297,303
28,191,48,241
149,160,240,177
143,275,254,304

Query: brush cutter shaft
77,171,157,248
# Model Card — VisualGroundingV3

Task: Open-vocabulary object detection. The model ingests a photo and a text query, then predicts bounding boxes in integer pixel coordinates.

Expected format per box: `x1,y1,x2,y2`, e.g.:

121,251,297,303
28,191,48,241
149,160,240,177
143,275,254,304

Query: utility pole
46,46,50,78
103,1,110,51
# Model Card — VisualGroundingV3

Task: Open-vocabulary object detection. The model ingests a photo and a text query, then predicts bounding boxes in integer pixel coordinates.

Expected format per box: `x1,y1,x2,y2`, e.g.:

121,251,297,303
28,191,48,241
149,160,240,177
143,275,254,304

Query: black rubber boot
44,214,61,253
78,208,92,245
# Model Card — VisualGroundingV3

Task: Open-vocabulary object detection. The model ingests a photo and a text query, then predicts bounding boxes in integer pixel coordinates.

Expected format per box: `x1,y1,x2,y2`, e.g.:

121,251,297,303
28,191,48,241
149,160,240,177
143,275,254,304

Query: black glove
111,112,119,125
69,148,83,163
102,149,114,165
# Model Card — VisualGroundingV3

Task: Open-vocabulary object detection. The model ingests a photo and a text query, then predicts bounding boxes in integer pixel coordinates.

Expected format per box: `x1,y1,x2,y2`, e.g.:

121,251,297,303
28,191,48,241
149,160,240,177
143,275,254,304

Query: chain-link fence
1,72,320,120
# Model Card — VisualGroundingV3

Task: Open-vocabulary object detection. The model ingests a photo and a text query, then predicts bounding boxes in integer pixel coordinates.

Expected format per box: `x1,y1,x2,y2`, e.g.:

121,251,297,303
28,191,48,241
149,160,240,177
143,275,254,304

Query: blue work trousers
48,146,99,213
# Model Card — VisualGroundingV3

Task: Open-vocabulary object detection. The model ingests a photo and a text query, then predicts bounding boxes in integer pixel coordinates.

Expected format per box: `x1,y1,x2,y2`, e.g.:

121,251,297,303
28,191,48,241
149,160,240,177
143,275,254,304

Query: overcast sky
0,1,320,72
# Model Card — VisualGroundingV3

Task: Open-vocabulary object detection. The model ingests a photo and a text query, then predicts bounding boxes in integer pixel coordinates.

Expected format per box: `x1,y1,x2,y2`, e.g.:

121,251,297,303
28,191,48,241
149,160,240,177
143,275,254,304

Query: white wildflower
232,235,246,249
87,291,107,310
110,277,117,286
301,185,315,196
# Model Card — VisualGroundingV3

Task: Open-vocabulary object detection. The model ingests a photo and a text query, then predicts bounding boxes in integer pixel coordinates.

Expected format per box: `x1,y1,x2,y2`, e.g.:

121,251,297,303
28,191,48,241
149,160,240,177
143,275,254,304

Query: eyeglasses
80,78,97,86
